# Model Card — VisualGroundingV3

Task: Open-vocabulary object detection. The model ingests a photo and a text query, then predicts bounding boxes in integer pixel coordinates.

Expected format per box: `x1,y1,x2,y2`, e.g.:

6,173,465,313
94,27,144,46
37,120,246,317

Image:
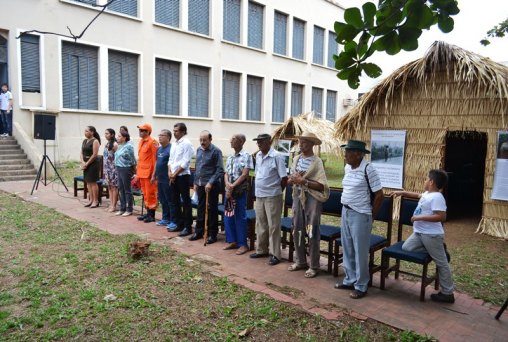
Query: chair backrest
397,197,419,241
321,187,343,217
374,195,394,243
283,184,293,216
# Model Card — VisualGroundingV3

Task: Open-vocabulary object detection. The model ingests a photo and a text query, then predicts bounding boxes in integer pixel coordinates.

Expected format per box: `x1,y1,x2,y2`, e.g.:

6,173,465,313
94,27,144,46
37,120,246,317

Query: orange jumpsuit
137,136,159,210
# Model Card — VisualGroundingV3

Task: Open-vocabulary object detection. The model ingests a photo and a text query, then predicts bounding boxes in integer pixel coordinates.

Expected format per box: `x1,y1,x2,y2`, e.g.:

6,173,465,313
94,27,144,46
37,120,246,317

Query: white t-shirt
341,159,382,215
0,91,12,111
413,191,447,235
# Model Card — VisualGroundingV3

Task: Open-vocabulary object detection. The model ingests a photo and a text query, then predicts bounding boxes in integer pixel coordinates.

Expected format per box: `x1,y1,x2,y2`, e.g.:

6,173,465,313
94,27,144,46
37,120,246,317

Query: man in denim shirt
190,131,224,244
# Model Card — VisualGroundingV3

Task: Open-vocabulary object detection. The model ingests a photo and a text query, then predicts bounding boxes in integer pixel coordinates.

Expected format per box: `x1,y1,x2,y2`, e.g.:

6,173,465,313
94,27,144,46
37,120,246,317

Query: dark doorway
444,131,487,219
0,35,7,85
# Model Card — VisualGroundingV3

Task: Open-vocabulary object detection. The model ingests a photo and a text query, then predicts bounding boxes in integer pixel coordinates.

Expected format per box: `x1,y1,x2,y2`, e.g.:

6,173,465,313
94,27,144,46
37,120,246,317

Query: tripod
31,139,69,195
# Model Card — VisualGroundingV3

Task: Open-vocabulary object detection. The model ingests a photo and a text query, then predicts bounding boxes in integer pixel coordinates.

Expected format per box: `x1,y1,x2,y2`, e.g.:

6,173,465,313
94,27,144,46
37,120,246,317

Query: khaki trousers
255,194,283,259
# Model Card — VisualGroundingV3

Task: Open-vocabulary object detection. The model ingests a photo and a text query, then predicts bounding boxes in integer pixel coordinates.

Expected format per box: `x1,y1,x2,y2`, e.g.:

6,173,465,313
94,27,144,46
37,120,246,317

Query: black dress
82,138,100,182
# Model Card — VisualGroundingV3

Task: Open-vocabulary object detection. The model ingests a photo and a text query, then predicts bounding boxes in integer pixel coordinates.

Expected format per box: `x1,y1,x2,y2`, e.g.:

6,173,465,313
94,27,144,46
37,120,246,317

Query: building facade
2,0,353,162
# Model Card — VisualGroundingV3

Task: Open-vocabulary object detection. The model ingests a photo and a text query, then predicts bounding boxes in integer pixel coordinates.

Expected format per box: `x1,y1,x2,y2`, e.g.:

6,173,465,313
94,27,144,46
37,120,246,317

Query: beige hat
294,131,322,145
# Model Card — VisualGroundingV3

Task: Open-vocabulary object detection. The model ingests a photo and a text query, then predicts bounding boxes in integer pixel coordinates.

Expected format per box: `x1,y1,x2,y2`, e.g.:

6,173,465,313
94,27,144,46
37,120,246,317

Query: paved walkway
1,181,506,341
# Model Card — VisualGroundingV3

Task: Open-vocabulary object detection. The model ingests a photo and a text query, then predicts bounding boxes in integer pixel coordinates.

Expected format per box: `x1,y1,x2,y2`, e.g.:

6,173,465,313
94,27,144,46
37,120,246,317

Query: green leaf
337,65,357,80
347,67,362,89
357,32,371,58
335,22,361,44
438,16,454,33
362,2,377,26
334,51,356,70
398,26,422,51
480,39,490,46
379,31,401,55
344,7,363,29
343,41,358,53
361,63,382,78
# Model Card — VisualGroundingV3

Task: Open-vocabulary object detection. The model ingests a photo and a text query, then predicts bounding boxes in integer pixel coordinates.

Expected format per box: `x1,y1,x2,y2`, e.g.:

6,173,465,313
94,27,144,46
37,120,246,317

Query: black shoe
143,210,156,223
167,226,183,233
179,228,192,237
430,292,455,303
444,243,451,263
268,256,280,266
335,283,355,290
189,233,203,241
250,252,269,259
137,214,147,221
206,236,217,244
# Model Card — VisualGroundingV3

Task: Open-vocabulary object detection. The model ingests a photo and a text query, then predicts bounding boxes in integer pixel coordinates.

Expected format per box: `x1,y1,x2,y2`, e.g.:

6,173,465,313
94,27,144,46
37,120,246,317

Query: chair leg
420,263,429,302
380,254,388,290
248,220,256,251
73,179,78,197
434,264,440,290
495,297,508,320
83,181,88,199
288,234,294,262
327,241,333,273
395,259,401,279
333,244,339,277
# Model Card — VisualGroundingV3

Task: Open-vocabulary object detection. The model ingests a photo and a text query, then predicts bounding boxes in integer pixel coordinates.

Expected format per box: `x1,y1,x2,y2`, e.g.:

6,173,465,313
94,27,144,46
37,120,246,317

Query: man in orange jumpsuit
136,123,159,223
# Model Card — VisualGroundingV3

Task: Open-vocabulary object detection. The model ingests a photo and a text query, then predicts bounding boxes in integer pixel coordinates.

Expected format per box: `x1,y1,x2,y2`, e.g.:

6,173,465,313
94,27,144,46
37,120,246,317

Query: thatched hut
273,112,343,155
334,41,508,239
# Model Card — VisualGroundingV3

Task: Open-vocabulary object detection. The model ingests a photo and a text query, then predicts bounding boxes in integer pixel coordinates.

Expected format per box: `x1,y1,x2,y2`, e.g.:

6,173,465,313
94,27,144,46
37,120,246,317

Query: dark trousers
0,110,12,135
158,180,174,222
117,167,133,213
195,185,219,238
170,175,192,230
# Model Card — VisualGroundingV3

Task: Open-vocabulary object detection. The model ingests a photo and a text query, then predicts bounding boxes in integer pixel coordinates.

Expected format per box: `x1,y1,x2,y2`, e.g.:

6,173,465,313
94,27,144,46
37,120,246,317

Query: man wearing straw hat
250,133,288,266
189,130,224,244
336,140,383,299
287,132,330,278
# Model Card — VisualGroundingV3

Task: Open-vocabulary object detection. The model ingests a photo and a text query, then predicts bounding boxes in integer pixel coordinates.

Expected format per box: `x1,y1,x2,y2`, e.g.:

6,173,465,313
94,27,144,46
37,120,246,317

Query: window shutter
247,75,262,121
273,12,287,55
189,0,209,35
108,0,138,16
20,34,40,92
222,71,240,120
291,83,303,117
311,87,323,118
223,0,241,43
313,26,324,64
272,80,286,122
155,0,180,27
248,2,263,49
292,18,305,60
188,65,209,117
62,42,98,110
156,59,180,115
326,90,337,121
108,50,138,113
328,31,338,68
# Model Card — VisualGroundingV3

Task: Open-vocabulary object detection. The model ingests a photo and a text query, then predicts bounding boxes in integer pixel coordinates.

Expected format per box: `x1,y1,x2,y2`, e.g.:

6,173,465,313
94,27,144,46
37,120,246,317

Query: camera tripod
31,139,68,195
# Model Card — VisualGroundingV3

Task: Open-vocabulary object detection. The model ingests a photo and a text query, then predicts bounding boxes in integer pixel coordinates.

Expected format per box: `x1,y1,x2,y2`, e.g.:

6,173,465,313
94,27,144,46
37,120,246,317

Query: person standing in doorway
0,83,13,137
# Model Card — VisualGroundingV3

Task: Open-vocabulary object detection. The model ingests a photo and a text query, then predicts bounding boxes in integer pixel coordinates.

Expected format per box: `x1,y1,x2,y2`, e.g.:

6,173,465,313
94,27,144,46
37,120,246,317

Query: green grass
0,191,427,341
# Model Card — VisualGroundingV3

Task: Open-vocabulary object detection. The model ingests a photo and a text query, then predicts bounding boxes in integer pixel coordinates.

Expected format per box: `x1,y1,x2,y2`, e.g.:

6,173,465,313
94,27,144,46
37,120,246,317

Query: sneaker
115,211,125,216
430,292,455,303
156,219,169,226
121,212,132,217
167,222,177,230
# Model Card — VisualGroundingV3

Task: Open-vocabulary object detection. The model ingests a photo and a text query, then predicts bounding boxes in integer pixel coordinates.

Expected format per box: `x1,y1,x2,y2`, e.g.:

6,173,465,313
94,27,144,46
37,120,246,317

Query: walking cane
204,190,209,246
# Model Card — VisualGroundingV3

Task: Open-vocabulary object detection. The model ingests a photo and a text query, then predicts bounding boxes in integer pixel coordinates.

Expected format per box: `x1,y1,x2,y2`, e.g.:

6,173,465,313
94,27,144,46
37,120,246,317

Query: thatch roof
334,41,508,139
273,112,343,155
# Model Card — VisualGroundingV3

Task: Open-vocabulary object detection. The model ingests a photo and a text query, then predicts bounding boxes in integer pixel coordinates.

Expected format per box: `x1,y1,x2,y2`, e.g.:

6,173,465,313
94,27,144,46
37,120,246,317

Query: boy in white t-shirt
392,169,455,303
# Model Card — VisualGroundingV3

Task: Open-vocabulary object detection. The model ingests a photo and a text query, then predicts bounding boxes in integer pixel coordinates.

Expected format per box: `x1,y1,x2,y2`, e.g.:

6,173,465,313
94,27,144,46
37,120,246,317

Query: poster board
492,131,508,201
370,130,406,189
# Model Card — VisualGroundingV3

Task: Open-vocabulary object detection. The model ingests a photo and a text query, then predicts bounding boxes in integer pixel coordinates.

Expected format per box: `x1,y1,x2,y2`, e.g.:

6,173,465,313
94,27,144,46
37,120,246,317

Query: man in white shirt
167,123,194,237
0,83,13,137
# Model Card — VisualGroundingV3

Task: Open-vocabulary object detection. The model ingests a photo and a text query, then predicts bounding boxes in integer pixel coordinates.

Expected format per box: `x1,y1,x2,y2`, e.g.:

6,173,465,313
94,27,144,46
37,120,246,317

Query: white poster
492,131,508,201
274,139,291,173
370,130,406,189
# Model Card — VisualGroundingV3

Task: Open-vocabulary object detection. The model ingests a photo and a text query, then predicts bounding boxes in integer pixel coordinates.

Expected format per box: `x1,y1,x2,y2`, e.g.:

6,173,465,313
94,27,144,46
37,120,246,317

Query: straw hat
294,131,322,145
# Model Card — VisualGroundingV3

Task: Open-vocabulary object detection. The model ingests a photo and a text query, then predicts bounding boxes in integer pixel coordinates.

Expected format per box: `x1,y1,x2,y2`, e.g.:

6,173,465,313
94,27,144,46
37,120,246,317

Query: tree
333,0,460,89
481,18,508,46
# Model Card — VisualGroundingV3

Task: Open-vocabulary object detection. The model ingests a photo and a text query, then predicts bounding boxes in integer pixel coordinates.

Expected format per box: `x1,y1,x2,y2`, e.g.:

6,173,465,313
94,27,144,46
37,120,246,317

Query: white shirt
168,136,194,176
254,148,287,198
0,91,12,111
341,159,382,215
413,191,447,235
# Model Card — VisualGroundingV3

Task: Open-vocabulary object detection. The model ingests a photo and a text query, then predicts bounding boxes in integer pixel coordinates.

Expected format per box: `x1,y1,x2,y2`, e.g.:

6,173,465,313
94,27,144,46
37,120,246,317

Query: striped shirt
341,159,382,215
295,155,315,173
226,149,254,183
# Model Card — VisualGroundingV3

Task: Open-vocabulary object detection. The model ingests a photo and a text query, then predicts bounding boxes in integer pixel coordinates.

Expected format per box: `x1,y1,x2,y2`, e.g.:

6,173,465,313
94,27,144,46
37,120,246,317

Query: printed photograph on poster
492,131,508,201
370,130,406,189
274,139,292,173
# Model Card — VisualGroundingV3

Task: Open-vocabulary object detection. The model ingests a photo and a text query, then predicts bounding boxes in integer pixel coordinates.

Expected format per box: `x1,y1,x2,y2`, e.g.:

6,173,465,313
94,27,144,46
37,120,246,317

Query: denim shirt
194,144,224,186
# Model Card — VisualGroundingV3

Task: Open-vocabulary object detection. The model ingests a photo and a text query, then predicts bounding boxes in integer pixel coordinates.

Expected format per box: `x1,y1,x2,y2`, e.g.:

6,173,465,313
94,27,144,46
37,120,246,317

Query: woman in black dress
80,126,101,207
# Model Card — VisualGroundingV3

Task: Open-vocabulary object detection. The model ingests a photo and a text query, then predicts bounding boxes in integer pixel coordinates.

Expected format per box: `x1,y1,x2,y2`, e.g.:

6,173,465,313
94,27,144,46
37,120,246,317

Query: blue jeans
0,110,12,135
224,191,247,247
341,207,372,293
157,179,174,222
117,167,133,213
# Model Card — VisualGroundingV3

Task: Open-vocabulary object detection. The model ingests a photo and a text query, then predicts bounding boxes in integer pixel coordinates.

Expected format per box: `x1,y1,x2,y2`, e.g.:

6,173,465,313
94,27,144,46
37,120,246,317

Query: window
248,1,264,49
326,90,337,121
73,0,96,4
273,11,287,55
313,26,324,65
247,75,262,121
62,42,98,110
292,18,305,60
328,31,338,68
188,65,209,117
108,50,138,113
20,34,40,93
291,83,303,117
155,59,180,115
223,0,241,43
222,71,241,120
189,0,209,35
107,0,138,16
155,0,180,27
272,80,286,122
311,87,323,118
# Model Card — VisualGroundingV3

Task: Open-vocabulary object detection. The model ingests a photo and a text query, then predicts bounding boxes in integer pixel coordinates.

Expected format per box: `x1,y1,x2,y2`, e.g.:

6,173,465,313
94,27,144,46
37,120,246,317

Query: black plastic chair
380,196,439,301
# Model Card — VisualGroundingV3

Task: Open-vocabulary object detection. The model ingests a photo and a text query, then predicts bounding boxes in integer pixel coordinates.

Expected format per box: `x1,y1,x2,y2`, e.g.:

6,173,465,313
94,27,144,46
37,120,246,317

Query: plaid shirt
226,149,253,183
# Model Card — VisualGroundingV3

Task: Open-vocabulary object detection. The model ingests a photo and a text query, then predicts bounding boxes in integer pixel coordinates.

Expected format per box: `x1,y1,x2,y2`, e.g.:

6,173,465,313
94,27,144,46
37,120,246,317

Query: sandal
350,290,367,299
287,263,308,271
235,246,249,255
304,268,318,278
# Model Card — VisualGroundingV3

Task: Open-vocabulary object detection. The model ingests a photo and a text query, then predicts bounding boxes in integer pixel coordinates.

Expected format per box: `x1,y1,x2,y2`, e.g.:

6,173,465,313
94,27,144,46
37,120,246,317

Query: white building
2,0,354,163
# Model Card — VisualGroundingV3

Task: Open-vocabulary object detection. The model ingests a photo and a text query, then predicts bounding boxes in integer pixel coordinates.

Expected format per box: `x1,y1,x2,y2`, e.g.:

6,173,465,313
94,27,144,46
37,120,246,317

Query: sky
337,0,508,92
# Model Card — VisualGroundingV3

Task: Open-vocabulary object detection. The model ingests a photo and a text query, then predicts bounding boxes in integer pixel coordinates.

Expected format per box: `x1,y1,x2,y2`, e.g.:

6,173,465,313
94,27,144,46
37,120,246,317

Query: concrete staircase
0,136,38,182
